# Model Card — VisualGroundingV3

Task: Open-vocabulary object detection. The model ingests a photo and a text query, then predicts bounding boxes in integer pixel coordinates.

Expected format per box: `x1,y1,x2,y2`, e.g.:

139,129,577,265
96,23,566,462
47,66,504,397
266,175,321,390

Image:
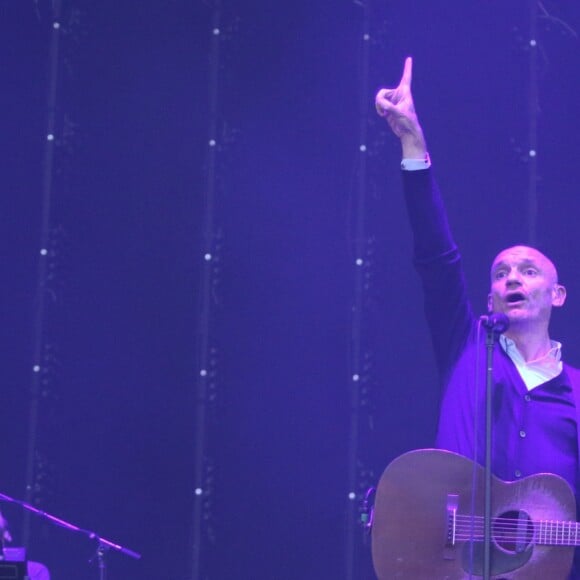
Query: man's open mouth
506,292,525,304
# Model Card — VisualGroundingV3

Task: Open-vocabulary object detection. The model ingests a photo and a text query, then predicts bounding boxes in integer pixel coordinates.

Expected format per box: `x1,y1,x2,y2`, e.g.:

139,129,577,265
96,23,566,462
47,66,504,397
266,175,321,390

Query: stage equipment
480,313,509,579
0,490,140,580
191,1,225,578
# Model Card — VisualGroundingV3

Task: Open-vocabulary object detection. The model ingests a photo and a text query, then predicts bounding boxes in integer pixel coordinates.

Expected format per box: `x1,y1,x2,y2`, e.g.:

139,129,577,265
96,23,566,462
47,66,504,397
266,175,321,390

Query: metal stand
0,490,140,578
346,1,374,578
480,313,509,580
94,542,108,580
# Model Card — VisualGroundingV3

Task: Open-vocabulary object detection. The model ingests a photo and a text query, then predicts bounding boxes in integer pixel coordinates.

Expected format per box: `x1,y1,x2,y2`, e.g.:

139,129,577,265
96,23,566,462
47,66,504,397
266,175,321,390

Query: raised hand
375,57,427,159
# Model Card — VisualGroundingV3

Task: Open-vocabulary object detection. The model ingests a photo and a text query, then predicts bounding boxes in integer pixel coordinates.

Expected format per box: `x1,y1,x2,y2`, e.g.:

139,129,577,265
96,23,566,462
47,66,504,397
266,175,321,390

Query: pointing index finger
400,56,413,88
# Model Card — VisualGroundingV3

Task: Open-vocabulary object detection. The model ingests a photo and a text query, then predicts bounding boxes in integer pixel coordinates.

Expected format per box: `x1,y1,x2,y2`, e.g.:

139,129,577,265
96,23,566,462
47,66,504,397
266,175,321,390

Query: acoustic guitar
372,449,578,579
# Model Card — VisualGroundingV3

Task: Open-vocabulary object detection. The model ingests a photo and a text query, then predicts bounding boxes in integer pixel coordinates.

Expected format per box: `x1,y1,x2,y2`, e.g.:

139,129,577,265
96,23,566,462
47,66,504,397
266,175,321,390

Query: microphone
480,312,509,333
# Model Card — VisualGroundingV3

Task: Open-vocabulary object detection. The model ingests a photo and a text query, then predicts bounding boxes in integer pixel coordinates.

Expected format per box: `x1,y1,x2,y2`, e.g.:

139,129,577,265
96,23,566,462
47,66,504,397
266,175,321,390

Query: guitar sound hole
493,510,534,554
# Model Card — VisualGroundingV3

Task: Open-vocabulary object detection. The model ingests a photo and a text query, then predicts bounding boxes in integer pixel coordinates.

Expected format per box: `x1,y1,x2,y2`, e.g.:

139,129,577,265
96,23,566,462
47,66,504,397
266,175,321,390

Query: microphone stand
0,490,141,579
480,313,509,580
95,542,108,580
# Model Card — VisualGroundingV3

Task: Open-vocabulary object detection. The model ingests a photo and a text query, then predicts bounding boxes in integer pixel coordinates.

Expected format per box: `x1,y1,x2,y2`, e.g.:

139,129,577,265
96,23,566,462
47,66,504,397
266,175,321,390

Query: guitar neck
538,520,580,547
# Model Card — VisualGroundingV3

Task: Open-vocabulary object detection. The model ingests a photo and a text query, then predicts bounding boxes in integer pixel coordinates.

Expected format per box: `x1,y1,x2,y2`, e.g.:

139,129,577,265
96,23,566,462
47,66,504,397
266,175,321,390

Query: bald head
490,246,559,287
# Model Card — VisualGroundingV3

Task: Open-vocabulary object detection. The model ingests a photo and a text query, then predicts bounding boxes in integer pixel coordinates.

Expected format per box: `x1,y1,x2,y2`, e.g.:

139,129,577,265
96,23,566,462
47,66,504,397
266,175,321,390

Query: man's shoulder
563,363,580,386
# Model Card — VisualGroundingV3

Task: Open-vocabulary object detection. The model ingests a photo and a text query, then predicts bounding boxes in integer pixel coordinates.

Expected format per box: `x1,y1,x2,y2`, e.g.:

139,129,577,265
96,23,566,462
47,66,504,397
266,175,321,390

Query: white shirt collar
499,335,563,390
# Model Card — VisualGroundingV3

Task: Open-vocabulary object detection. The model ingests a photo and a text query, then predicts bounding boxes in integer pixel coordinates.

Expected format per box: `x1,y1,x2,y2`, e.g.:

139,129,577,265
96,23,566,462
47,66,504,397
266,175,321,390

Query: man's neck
504,327,553,363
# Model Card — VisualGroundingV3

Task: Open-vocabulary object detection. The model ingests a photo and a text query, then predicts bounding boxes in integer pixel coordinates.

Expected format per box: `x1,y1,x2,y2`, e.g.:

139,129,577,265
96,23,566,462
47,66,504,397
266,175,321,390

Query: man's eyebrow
491,259,540,272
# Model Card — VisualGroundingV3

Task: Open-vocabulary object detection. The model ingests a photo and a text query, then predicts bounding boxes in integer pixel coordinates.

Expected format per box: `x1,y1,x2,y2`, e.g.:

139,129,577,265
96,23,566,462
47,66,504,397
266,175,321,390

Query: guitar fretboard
538,520,580,547
453,514,580,548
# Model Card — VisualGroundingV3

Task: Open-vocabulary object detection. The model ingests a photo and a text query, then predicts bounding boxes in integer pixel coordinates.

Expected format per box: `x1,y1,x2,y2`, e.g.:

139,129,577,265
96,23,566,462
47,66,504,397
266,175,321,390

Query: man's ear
487,293,493,312
552,284,567,308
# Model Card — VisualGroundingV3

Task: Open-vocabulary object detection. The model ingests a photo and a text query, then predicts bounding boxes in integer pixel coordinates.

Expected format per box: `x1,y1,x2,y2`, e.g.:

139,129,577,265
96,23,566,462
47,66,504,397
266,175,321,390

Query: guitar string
449,515,580,544
450,516,580,544
456,516,580,529
453,527,579,544
456,521,578,530
453,534,580,544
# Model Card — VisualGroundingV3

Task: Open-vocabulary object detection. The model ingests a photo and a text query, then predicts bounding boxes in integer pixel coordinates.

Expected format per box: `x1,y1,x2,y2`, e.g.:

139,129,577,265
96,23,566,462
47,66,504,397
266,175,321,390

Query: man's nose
506,270,522,285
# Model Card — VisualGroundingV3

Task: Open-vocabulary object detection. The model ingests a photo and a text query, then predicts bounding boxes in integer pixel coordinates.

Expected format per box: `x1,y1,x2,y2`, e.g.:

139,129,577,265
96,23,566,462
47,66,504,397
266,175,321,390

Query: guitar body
372,449,576,579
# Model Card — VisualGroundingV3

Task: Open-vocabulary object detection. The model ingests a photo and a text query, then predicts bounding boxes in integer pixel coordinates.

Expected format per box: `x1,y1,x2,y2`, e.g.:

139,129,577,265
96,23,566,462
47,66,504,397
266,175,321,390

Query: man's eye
494,271,507,280
524,268,538,276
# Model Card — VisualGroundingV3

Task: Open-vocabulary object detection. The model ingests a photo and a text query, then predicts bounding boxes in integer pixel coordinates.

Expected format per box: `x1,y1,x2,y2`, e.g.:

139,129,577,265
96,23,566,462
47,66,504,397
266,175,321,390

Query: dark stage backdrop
2,1,580,579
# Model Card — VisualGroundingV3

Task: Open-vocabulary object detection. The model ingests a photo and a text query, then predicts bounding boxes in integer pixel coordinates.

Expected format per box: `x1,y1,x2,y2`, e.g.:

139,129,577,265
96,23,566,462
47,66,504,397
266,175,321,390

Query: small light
209,139,216,147
53,22,60,29
363,33,370,41
530,39,537,47
40,248,48,256
348,492,356,500
213,28,220,36
352,374,360,382
529,149,537,158
200,369,207,377
204,253,212,261
47,134,54,141
355,258,363,266
33,365,41,373
359,144,367,152
195,488,203,496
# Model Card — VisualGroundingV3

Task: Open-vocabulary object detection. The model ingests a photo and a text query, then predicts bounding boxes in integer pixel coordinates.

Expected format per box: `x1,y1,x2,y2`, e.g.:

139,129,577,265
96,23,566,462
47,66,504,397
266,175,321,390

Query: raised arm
374,58,473,382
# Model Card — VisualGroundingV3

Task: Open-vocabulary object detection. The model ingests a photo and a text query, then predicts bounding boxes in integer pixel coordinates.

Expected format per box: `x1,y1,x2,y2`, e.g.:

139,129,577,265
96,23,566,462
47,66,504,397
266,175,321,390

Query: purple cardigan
402,167,580,504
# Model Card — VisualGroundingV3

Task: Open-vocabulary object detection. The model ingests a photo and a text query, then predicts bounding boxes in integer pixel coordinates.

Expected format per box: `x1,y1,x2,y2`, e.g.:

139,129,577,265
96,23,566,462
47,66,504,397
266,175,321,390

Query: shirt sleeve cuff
401,154,431,171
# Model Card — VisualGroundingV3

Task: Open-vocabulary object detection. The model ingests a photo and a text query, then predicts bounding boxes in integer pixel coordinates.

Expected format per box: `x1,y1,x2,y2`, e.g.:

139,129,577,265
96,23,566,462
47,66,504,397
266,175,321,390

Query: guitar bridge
444,494,459,560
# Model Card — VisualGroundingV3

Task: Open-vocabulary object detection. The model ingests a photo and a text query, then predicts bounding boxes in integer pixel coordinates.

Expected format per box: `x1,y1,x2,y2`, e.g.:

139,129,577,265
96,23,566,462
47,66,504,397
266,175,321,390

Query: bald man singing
375,58,580,579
